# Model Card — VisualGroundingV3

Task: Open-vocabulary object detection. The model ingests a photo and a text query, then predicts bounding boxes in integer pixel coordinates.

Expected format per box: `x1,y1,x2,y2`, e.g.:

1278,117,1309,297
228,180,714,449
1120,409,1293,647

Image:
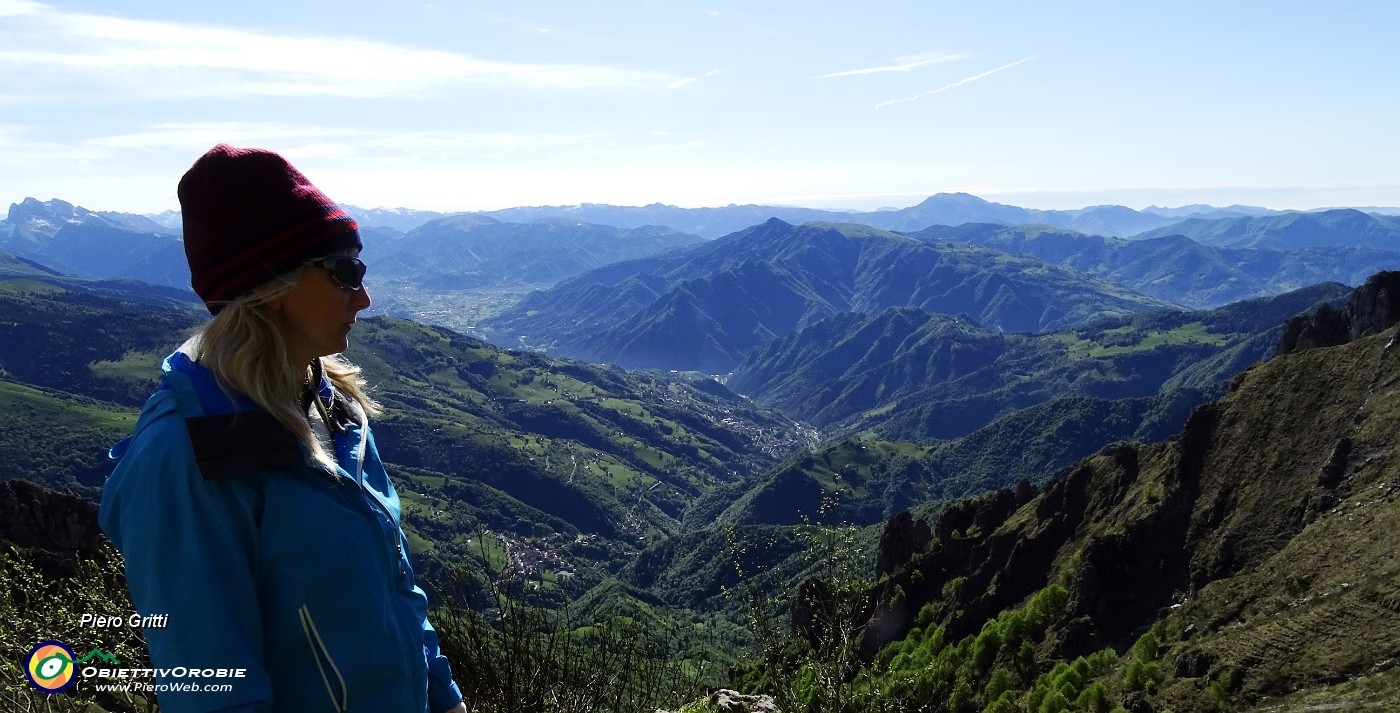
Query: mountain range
593,273,1400,711
1,198,189,290
5,194,1397,326
728,281,1349,441
366,214,703,289
696,282,1348,529
0,199,708,301
483,219,1173,373
1131,207,1400,250
913,218,1400,309
473,193,1346,240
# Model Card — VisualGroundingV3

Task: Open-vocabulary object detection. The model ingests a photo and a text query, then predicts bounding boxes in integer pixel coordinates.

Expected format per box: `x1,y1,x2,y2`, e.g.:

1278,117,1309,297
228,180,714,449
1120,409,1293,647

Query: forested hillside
730,271,1400,712
484,220,1173,372
729,281,1350,440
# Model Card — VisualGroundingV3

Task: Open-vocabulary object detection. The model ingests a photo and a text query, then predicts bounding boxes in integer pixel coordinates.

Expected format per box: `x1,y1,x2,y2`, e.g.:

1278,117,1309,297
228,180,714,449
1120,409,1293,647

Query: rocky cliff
0,478,105,576
862,274,1400,710
1277,270,1400,354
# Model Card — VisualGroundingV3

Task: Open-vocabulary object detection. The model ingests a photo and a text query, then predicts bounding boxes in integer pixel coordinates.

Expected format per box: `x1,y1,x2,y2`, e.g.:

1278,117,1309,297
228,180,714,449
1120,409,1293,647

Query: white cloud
0,2,677,100
0,0,41,16
876,55,1039,108
669,69,720,89
89,123,349,151
79,122,612,156
0,121,622,178
577,139,706,156
0,120,662,211
816,51,970,79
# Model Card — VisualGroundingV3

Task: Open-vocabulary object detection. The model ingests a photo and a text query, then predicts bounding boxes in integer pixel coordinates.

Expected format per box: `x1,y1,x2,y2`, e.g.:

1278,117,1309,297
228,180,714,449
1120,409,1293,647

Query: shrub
432,549,707,713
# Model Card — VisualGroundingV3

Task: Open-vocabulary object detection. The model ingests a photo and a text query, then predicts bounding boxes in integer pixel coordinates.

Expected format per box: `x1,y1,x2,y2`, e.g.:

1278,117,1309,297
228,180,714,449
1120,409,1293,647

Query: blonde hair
190,268,380,470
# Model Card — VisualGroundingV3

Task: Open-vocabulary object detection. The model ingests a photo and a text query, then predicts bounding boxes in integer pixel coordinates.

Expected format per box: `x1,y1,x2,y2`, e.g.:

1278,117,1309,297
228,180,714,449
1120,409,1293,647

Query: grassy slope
0,380,136,500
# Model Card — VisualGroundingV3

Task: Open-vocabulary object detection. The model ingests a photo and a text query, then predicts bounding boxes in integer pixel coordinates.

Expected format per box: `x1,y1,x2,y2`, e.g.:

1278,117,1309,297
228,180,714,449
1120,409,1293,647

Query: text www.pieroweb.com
91,680,234,694
82,665,246,695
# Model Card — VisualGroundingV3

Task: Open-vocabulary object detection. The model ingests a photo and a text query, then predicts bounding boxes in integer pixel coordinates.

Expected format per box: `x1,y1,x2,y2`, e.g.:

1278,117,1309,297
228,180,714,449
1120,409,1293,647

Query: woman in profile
100,144,467,713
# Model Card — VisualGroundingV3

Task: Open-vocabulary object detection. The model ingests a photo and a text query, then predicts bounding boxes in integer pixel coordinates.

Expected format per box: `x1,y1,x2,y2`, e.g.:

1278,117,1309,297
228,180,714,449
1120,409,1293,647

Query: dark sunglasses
303,256,367,291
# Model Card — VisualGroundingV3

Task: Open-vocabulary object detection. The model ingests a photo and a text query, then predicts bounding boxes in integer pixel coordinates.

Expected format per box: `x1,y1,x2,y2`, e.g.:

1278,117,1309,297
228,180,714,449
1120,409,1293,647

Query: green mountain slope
0,275,824,689
706,387,1205,529
712,284,1349,529
0,280,204,404
730,281,1350,441
484,219,1174,373
0,380,136,500
798,271,1400,712
344,316,808,543
0,480,156,712
0,280,809,595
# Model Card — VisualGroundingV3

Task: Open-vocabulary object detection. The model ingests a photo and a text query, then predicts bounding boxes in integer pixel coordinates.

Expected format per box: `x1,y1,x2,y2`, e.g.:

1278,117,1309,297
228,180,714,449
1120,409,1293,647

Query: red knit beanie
178,144,362,314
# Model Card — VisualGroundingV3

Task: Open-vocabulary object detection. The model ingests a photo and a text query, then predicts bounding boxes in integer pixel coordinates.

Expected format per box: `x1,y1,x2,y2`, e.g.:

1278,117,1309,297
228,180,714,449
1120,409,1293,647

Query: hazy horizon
8,191,1400,221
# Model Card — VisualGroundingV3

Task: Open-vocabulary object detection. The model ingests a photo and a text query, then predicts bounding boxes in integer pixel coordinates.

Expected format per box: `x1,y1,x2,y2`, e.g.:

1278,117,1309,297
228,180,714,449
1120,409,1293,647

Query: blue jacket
100,350,463,713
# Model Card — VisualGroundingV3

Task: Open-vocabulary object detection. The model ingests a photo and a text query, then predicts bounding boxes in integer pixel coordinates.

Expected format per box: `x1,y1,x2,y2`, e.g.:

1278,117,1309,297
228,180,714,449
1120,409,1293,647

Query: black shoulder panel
185,412,303,480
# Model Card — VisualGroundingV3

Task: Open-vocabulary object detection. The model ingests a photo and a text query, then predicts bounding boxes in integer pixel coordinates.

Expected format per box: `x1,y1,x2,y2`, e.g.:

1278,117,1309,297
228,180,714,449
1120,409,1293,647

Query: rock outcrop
0,478,103,549
0,478,105,577
875,510,932,575
1278,270,1400,354
655,689,781,713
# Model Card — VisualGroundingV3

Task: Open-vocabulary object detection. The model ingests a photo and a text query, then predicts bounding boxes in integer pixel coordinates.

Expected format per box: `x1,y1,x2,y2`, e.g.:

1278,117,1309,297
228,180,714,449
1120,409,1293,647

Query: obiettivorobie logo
25,640,120,693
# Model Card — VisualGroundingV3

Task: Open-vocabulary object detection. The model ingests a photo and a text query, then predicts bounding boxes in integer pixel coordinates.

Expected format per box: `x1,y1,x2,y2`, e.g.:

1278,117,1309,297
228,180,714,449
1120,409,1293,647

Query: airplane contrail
876,54,1040,109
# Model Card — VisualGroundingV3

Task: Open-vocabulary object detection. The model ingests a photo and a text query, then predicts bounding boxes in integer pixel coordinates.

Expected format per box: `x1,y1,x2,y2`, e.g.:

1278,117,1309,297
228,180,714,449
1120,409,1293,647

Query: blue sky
2,0,1397,214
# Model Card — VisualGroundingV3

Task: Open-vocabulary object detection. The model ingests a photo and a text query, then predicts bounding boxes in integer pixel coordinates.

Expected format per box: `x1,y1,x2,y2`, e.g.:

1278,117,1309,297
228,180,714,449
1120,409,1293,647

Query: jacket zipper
317,451,407,586
335,444,404,582
299,604,348,713
322,407,406,583
365,484,408,581
347,412,408,583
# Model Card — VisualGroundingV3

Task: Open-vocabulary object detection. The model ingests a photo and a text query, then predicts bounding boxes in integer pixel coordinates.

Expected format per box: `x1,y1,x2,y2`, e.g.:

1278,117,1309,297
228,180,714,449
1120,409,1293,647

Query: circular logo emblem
25,640,77,693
